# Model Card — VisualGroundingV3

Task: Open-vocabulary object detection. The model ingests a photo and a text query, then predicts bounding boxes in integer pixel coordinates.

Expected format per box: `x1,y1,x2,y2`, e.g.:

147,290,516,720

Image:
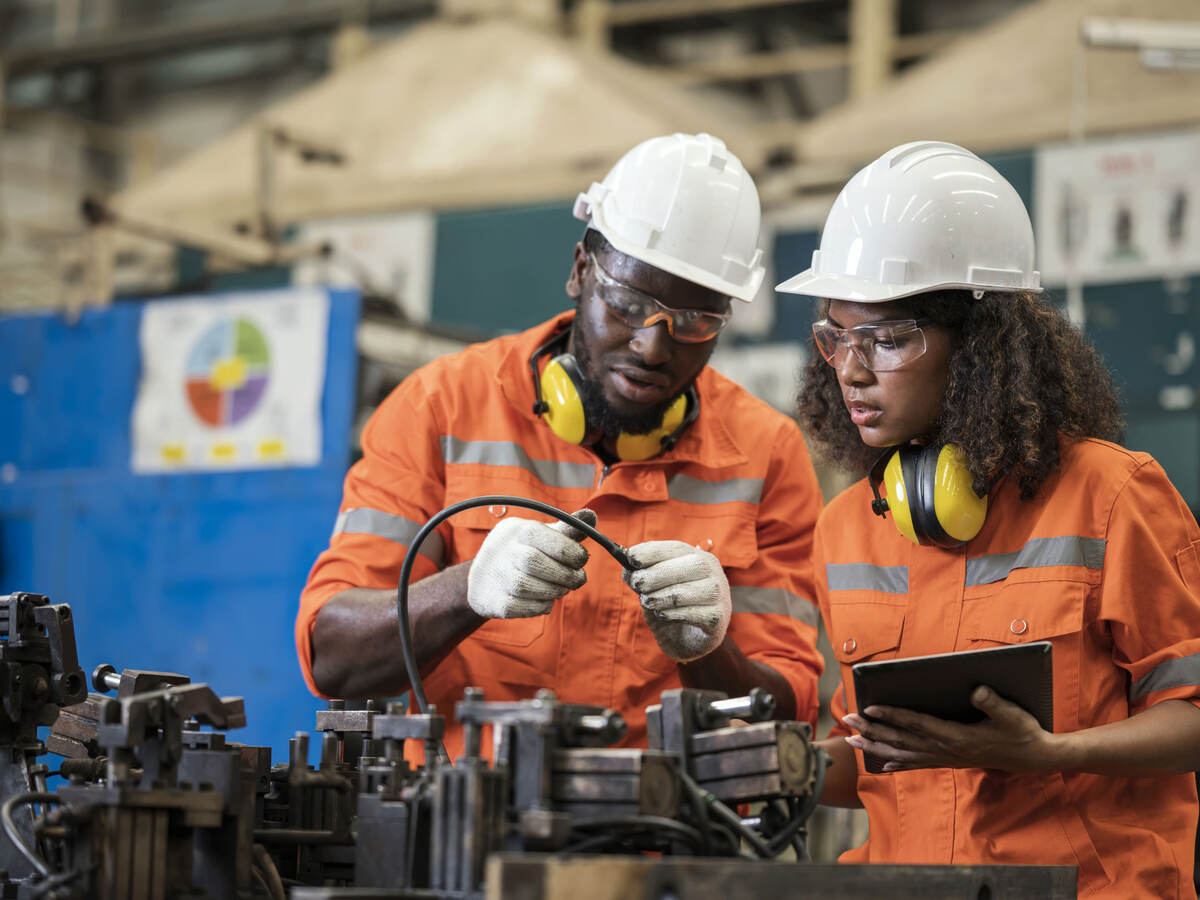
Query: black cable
763,748,829,858
29,869,85,899
706,820,752,858
566,815,706,853
252,843,287,900
395,497,633,758
679,766,714,854
0,792,62,879
677,772,772,858
558,832,620,855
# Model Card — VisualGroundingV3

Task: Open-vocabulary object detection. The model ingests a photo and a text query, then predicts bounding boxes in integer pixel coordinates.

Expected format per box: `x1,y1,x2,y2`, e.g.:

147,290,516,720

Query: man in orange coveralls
296,133,825,759
783,140,1200,898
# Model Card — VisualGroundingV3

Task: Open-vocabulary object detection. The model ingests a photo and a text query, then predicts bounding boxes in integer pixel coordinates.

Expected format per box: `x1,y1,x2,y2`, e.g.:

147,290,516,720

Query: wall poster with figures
131,287,330,473
1034,128,1200,286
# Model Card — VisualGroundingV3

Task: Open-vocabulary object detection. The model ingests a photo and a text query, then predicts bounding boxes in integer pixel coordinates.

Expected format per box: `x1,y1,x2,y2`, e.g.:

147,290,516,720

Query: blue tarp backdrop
0,287,360,761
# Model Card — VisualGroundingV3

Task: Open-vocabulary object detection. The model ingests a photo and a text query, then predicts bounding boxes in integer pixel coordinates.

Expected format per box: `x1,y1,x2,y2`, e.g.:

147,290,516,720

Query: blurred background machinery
2,0,1199,864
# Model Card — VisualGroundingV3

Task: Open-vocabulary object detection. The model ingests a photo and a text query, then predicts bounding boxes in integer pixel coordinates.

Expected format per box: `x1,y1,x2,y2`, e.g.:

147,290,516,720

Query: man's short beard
577,376,677,437
572,323,680,437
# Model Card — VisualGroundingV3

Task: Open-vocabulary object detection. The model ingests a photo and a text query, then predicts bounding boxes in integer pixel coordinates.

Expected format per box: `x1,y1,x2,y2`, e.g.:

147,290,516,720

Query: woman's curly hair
796,290,1125,499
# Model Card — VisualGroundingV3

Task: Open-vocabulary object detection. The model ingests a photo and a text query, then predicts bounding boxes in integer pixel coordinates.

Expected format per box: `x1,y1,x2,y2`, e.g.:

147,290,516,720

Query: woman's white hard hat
776,140,1041,302
574,132,765,302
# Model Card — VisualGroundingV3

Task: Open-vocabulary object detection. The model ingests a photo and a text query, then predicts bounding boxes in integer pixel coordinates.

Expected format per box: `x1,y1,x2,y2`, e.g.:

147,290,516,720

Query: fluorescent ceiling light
1081,16,1200,52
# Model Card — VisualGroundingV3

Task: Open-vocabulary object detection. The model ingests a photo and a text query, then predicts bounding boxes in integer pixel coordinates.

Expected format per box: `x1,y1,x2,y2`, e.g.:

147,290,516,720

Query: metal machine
0,591,1077,899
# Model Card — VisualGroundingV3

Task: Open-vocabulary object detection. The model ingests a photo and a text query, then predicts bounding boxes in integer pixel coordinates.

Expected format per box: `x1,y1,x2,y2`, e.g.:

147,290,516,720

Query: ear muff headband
870,444,987,548
530,333,697,461
909,445,947,546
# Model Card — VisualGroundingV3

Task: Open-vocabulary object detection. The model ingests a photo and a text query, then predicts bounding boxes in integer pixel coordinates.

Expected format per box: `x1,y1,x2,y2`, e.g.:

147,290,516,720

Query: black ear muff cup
915,445,954,548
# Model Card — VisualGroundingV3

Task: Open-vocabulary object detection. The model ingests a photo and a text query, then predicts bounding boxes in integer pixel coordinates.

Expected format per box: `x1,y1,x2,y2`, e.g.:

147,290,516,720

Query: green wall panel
431,202,582,336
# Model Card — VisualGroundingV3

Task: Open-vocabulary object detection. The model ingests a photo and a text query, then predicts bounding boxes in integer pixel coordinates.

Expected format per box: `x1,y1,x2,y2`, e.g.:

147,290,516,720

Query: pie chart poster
0,287,358,760
132,288,329,473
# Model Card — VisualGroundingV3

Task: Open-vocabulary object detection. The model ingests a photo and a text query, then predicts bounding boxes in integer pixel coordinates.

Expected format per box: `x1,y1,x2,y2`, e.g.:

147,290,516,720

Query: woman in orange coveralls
779,140,1200,899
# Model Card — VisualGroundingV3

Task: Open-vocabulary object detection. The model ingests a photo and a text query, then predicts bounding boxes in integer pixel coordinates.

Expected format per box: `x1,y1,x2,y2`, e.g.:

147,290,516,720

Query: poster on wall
1034,129,1200,286
131,288,330,473
292,211,435,323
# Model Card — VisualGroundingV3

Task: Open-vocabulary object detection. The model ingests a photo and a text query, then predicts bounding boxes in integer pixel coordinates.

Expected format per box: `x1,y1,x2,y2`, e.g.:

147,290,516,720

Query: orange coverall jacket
818,437,1200,899
298,311,825,758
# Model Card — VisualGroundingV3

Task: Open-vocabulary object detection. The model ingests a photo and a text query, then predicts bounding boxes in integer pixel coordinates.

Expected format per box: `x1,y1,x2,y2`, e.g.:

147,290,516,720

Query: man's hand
624,540,731,662
467,510,596,619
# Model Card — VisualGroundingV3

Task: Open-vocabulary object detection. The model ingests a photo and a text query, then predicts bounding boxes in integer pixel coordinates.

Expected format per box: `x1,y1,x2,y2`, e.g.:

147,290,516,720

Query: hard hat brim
775,268,1041,303
595,222,763,303
774,268,918,303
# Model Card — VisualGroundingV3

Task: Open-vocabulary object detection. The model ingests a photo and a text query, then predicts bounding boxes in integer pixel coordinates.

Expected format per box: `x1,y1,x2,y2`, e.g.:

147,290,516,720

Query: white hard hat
574,133,765,302
776,141,1041,303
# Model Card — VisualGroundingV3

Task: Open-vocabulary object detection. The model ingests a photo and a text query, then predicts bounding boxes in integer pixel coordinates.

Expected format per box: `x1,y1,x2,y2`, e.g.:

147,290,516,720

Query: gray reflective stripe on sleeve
667,474,763,505
965,536,1107,587
826,563,908,594
730,586,821,628
440,436,595,489
333,508,445,567
1130,652,1200,702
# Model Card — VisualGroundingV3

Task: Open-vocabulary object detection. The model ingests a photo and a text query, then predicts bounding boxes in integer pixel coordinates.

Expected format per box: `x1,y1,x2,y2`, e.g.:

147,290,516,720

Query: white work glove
624,540,732,662
467,509,596,619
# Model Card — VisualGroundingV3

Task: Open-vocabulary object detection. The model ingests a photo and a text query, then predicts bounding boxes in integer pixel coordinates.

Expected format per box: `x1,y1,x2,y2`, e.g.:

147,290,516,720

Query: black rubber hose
395,496,633,757
566,815,707,853
0,792,60,879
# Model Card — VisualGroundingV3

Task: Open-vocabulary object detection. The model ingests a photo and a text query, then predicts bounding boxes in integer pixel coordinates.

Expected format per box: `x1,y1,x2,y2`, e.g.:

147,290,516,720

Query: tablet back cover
851,641,1053,774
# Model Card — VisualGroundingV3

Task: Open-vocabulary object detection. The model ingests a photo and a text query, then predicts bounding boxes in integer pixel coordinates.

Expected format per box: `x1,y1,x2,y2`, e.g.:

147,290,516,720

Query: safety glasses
589,253,731,344
812,317,932,372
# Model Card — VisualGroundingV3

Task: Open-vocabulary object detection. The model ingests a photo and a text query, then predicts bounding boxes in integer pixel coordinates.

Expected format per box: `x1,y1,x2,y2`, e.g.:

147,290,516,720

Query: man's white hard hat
574,132,766,303
776,140,1041,303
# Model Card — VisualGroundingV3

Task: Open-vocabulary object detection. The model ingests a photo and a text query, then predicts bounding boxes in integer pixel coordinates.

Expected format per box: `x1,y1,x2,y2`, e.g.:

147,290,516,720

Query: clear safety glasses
811,317,932,372
589,253,732,344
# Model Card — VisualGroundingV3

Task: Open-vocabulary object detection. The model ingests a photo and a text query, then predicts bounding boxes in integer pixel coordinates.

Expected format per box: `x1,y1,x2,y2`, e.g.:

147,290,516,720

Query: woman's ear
565,242,587,302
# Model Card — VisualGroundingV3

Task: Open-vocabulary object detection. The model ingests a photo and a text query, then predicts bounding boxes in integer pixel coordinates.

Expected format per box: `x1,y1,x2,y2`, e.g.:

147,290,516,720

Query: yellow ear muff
873,444,987,548
533,343,697,460
614,393,687,462
930,444,988,544
539,355,587,445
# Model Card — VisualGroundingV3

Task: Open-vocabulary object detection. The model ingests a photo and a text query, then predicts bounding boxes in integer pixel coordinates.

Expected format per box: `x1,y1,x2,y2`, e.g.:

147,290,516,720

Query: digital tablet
851,641,1054,774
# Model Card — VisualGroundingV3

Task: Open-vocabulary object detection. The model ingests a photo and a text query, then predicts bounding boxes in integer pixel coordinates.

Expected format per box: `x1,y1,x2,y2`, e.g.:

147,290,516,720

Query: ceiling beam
572,0,825,49
850,0,897,100
664,43,849,85
2,0,434,76
657,28,964,86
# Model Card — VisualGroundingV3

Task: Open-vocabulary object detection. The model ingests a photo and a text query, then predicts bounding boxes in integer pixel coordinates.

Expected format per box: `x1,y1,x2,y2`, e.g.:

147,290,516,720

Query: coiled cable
395,496,631,759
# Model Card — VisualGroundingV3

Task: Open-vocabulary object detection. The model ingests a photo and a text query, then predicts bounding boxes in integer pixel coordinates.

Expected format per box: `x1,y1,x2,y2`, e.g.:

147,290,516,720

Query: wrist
1039,729,1081,772
676,635,727,668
